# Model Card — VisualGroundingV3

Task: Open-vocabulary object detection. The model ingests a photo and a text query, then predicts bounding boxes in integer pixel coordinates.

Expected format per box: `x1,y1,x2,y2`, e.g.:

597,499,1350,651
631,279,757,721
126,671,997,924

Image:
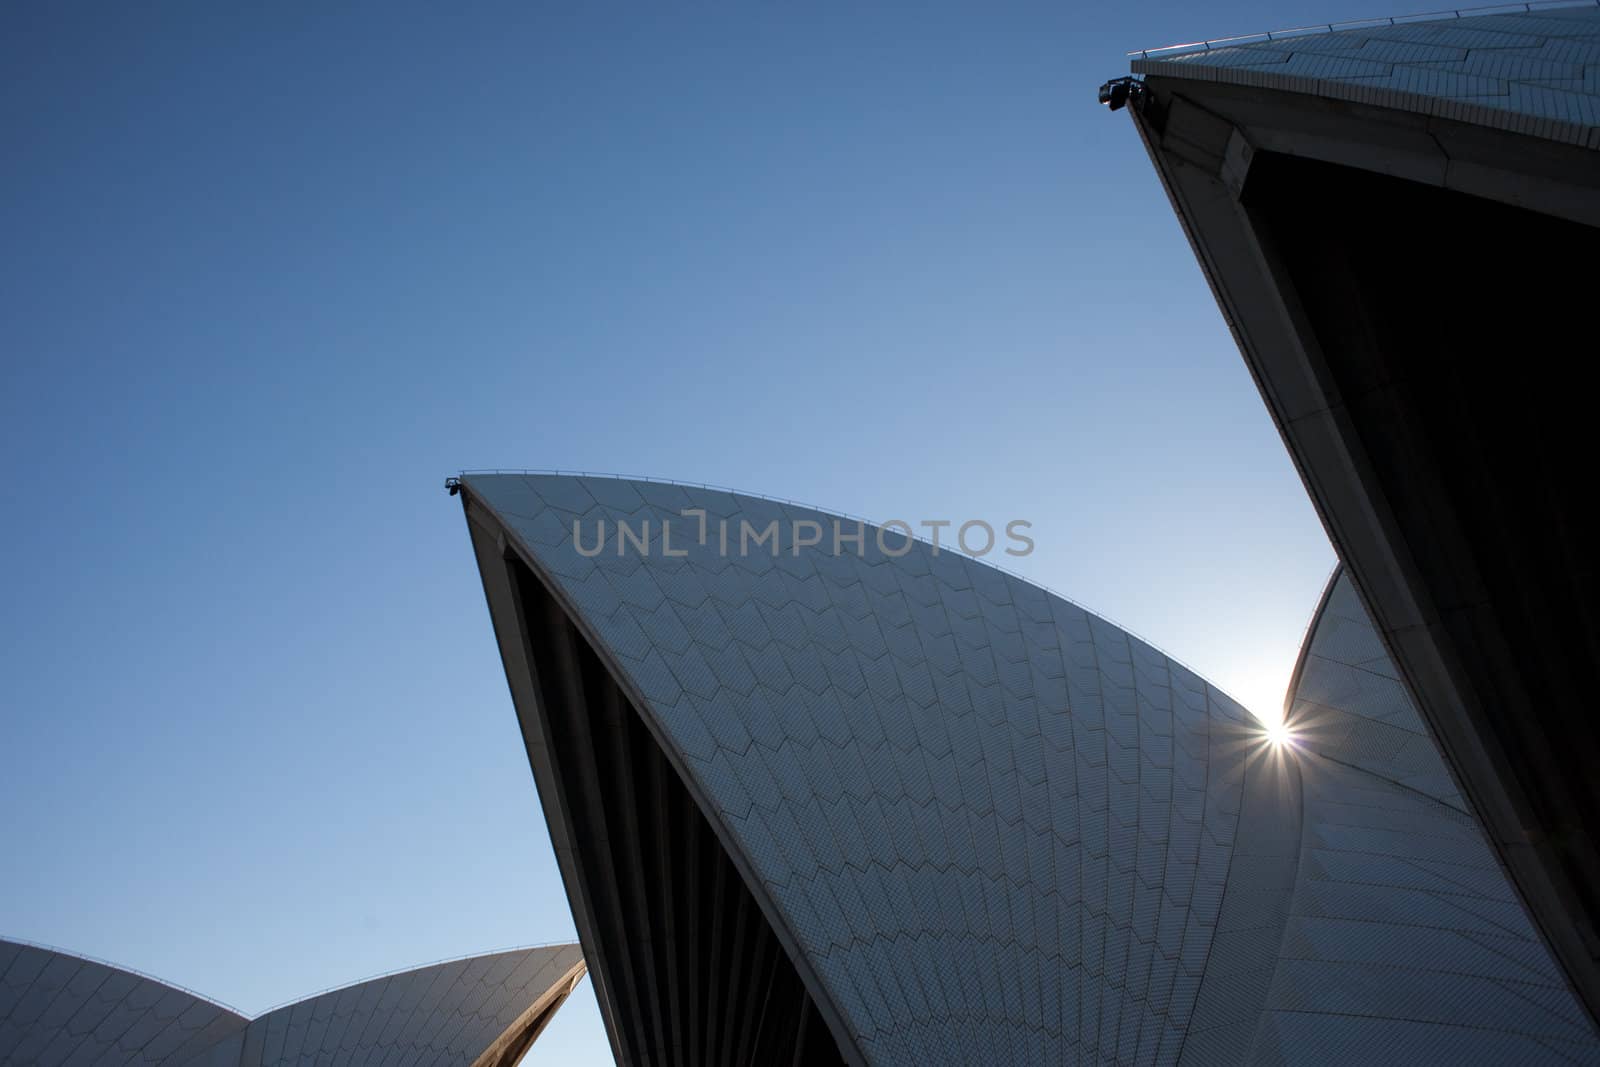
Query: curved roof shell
1243,568,1594,1061
460,474,1597,1064
1131,4,1600,148
0,941,245,1066
1118,2,1600,1023
0,940,585,1067
228,944,585,1067
460,472,1263,1063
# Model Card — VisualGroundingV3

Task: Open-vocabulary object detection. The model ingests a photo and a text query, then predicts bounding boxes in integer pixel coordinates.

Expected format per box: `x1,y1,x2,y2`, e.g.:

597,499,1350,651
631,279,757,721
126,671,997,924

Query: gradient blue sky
1,2,1416,1059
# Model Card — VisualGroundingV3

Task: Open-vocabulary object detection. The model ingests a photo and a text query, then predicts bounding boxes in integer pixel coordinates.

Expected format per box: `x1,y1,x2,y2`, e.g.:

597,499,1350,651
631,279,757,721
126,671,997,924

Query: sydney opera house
1107,0,1600,1042
454,471,1597,1064
8,5,1598,1066
0,940,583,1066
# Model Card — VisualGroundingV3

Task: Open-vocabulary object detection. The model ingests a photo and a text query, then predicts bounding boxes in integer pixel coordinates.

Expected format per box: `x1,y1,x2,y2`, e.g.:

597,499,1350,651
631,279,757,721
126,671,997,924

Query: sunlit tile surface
464,474,1599,1064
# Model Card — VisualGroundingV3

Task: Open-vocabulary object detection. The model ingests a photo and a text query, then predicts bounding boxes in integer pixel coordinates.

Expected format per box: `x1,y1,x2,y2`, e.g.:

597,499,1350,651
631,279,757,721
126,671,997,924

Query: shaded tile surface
1132,4,1600,147
0,940,583,1067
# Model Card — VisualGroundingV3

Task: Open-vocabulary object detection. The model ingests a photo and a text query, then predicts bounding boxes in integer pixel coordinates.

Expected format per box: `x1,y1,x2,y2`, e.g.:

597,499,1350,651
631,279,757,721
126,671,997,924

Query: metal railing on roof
1128,0,1600,60
456,468,1276,722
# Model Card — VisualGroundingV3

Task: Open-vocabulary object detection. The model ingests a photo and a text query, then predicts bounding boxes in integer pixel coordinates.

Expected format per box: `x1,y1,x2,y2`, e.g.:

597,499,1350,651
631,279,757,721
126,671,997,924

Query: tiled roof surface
469,474,1599,1064
1287,571,1464,809
1132,4,1600,148
0,940,583,1067
1251,568,1596,1063
470,473,1261,1063
237,944,584,1067
0,941,246,1067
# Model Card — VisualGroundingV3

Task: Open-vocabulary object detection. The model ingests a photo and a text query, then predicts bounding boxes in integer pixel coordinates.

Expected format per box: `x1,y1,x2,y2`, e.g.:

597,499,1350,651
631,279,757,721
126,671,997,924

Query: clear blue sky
1,1,1414,1059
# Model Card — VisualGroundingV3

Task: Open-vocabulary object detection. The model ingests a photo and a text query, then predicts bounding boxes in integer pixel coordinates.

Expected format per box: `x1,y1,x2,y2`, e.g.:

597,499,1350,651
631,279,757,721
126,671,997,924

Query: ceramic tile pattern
0,942,245,1067
1132,5,1600,148
1257,570,1596,1063
468,474,1598,1064
469,473,1258,1064
0,941,583,1067
236,944,584,1067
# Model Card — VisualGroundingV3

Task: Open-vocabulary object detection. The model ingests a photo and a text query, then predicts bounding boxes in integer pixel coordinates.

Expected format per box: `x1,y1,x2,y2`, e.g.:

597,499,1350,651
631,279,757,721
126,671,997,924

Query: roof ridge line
246,940,581,1019
457,469,1275,724
0,935,249,1019
1127,0,1600,60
